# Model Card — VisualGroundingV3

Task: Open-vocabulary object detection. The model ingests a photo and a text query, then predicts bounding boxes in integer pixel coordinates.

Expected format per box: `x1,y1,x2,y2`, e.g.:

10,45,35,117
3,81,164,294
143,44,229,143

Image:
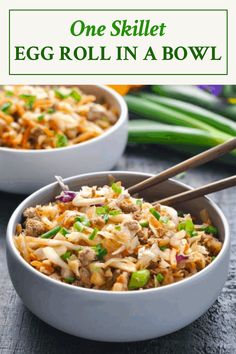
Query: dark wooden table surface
0,145,235,354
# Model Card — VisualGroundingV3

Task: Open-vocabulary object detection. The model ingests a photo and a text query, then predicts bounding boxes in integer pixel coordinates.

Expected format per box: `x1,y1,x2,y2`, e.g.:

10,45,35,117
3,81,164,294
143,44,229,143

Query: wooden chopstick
155,175,236,205
128,138,236,194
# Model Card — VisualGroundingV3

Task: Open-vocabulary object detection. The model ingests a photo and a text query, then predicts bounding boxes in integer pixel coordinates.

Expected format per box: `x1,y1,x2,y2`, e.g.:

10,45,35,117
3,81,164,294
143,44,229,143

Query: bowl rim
0,85,128,154
6,171,230,296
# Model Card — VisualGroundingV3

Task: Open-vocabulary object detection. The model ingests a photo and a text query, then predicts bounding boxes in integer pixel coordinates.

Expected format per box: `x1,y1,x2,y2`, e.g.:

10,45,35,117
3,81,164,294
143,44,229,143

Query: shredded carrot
22,126,32,149
0,111,13,124
31,260,43,269
29,252,37,261
149,215,163,229
42,127,56,137
72,131,98,143
15,103,25,117
34,99,53,109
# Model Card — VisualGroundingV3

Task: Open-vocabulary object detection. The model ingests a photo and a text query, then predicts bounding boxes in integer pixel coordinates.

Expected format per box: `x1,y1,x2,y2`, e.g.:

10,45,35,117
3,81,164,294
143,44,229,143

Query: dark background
0,145,235,354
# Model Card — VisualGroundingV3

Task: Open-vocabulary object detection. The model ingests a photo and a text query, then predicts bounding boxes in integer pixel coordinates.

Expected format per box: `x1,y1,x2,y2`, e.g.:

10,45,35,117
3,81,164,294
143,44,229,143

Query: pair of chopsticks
128,138,236,205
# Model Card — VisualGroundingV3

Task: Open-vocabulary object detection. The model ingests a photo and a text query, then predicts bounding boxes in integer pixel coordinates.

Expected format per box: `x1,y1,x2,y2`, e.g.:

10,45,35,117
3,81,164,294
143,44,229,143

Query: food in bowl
0,85,118,149
14,178,222,291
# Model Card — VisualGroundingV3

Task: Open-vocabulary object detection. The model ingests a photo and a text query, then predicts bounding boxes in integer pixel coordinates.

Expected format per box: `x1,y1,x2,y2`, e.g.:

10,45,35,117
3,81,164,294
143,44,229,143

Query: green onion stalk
125,94,232,140
152,85,236,121
126,92,236,166
137,92,236,137
128,120,236,164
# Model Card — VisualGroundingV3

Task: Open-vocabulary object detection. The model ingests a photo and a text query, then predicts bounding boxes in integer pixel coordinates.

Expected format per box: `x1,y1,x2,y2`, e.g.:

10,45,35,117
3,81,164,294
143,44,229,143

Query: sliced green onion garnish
178,222,185,231
19,94,36,109
96,206,109,215
109,210,121,216
56,134,68,148
115,225,121,231
211,256,216,262
5,91,13,97
156,273,164,283
40,225,61,239
96,206,112,223
60,227,69,236
54,90,70,99
75,215,90,227
19,94,32,99
103,214,109,224
128,270,150,290
73,221,84,232
70,89,81,102
64,277,75,284
190,231,198,237
178,219,194,234
139,221,149,228
160,216,169,224
159,246,168,251
61,251,72,261
149,208,161,220
1,102,12,113
89,228,98,240
48,108,55,114
185,219,194,233
201,225,218,235
92,244,108,260
37,114,45,122
111,182,122,194
136,199,142,206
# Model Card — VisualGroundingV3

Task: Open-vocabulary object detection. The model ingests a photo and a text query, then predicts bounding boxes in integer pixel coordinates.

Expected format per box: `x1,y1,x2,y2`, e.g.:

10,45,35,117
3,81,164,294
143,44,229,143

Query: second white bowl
0,85,128,194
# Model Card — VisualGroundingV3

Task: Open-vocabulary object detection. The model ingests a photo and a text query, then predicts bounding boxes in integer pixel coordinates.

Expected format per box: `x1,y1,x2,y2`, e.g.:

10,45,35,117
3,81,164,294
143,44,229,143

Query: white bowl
6,171,230,342
0,86,128,194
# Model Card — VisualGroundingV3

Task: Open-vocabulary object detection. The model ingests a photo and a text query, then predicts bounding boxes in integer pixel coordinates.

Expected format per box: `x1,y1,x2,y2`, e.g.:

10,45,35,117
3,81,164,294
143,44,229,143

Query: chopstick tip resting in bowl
156,175,236,205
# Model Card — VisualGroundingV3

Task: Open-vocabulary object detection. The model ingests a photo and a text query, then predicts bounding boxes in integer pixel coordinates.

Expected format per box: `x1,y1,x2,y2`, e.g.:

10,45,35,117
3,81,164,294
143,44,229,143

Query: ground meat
0,120,7,138
113,269,121,279
154,203,161,212
87,104,107,121
118,199,139,213
112,271,129,291
202,234,222,255
29,127,44,146
79,267,91,287
23,207,38,219
123,220,141,234
39,260,54,275
137,228,149,244
107,113,117,125
78,247,96,266
90,216,105,229
133,211,142,221
16,223,22,234
87,104,117,124
25,218,46,237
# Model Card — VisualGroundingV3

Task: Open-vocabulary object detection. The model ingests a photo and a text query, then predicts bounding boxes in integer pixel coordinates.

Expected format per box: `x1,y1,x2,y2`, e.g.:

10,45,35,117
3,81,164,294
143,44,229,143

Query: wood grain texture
0,145,235,354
